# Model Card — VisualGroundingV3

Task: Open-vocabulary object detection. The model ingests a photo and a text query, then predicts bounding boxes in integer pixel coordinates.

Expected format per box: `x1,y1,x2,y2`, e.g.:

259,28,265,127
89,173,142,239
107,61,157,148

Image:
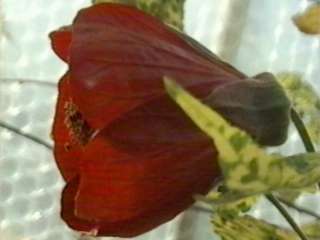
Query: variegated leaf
92,0,185,30
212,215,297,240
301,221,320,239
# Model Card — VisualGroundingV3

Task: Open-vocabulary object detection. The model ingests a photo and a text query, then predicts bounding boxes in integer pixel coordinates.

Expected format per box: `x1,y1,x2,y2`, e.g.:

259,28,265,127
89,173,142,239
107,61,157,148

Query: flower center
64,100,95,147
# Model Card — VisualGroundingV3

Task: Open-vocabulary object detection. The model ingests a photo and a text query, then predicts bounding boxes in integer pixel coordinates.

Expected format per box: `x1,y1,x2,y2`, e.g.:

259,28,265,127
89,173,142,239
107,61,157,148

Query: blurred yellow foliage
293,3,320,35
277,72,320,146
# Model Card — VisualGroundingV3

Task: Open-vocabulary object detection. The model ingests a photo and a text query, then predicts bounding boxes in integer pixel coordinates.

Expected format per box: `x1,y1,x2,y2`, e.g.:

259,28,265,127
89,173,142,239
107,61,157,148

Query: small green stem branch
266,194,309,240
291,107,320,192
290,108,316,153
278,197,320,220
0,78,56,87
0,121,53,150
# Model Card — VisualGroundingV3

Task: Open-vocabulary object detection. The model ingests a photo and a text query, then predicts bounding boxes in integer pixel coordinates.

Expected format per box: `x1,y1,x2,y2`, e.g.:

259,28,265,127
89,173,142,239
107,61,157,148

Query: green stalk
291,107,320,188
290,108,316,152
266,194,309,240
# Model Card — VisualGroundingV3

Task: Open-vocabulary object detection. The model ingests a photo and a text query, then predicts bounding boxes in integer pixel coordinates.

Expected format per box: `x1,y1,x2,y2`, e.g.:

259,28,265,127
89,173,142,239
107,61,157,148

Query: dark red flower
50,3,289,237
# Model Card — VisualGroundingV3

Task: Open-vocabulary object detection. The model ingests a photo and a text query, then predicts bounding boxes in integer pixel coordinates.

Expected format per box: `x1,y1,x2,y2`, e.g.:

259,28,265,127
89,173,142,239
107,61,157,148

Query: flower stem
0,120,53,150
266,194,309,240
290,108,316,152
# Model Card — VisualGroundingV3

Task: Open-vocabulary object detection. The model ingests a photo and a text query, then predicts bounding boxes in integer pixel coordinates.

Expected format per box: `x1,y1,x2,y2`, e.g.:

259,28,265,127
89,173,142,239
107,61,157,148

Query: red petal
52,73,81,181
50,27,72,63
104,89,213,153
58,76,221,237
61,132,218,237
57,73,221,237
69,3,243,129
61,176,97,233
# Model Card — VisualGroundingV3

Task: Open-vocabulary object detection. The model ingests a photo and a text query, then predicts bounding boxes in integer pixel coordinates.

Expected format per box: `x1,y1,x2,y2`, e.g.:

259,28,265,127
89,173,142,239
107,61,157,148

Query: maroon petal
61,130,218,237
61,176,97,234
50,27,72,63
68,3,243,129
205,73,291,146
104,88,214,153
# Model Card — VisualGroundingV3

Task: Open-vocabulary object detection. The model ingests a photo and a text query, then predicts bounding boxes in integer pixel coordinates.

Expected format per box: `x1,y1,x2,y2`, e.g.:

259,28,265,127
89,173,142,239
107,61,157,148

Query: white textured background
0,0,319,240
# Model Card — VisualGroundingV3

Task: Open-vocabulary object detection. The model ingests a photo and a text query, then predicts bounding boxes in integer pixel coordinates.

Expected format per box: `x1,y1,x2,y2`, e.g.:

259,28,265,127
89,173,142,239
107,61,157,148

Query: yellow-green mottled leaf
212,215,298,240
276,185,318,203
293,3,320,35
164,77,320,201
137,0,185,30
213,195,259,220
277,72,320,146
301,221,320,239
92,0,185,30
213,215,320,240
93,0,135,5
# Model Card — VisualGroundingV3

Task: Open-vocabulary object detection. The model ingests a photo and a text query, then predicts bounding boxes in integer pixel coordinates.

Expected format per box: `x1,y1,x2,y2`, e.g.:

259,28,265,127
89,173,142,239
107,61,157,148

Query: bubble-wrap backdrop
0,0,319,240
